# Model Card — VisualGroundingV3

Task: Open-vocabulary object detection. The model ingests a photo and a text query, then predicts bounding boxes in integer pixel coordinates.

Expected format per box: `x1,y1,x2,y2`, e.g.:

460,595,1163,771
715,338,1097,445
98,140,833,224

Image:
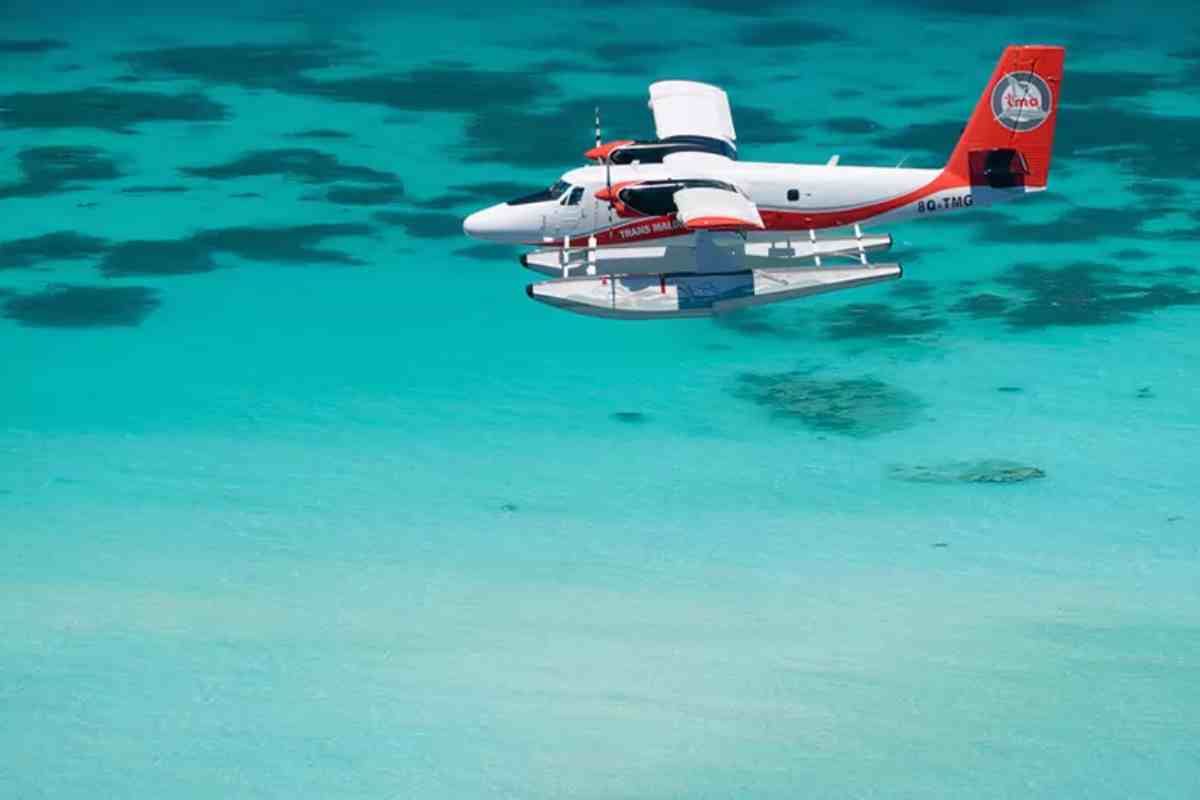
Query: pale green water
2,2,1199,797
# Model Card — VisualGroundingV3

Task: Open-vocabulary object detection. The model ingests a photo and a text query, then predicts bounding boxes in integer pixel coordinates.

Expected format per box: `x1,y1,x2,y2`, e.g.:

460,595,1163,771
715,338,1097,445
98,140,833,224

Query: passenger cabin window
787,189,799,202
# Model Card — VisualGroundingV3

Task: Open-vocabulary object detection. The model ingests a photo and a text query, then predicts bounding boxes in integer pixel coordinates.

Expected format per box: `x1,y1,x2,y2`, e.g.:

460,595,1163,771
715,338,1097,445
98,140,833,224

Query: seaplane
462,45,1064,319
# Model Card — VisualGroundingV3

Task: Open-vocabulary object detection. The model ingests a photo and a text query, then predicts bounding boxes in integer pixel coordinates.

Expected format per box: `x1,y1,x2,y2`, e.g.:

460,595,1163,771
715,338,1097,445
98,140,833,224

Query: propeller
590,106,609,276
561,108,606,279
595,106,614,227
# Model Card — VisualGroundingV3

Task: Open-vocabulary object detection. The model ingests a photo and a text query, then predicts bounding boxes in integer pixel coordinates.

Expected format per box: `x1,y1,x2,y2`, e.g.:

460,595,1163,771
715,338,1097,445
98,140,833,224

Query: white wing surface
673,186,764,231
648,81,736,143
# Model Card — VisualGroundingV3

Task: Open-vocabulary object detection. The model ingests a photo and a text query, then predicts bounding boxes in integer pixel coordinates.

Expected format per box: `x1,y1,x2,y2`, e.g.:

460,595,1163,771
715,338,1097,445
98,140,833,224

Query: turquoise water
3,2,1199,797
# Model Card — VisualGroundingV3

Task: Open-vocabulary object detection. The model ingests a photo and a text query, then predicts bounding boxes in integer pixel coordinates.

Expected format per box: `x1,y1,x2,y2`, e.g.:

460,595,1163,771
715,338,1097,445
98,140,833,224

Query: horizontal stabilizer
527,264,902,319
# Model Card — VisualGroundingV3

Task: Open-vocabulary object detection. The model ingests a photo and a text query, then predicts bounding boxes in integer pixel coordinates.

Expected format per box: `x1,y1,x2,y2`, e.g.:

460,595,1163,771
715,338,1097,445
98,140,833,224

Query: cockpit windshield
508,179,571,206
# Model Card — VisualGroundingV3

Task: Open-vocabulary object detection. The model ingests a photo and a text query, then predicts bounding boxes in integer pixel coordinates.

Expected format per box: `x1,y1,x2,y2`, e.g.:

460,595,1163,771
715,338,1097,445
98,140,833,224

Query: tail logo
990,71,1053,132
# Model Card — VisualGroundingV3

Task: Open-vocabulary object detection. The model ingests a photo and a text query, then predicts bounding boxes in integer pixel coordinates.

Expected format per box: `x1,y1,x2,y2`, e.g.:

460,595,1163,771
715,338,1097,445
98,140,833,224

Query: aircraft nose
462,205,507,240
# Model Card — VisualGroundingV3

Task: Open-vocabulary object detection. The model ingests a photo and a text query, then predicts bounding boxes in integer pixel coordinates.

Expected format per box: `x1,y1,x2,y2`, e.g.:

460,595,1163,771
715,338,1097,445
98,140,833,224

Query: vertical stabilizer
945,45,1065,189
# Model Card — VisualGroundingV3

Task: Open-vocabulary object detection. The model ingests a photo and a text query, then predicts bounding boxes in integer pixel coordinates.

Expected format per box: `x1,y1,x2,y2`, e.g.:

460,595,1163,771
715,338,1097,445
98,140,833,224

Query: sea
2,1,1198,797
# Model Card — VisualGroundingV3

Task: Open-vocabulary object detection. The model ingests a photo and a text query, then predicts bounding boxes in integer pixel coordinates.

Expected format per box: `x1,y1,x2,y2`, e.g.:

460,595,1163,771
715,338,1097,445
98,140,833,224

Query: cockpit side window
566,187,584,206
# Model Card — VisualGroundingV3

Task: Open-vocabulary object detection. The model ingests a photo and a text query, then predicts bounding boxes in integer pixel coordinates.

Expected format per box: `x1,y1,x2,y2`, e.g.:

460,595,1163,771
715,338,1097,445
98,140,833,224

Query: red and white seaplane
463,45,1064,319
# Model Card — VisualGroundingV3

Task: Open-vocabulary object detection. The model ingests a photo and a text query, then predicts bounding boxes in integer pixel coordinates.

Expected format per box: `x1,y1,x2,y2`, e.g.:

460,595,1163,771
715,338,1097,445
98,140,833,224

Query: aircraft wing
673,186,764,231
648,81,736,144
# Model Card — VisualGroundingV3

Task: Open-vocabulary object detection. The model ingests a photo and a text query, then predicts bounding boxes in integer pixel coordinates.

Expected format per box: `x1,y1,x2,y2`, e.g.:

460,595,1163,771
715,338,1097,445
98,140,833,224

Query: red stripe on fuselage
761,170,967,230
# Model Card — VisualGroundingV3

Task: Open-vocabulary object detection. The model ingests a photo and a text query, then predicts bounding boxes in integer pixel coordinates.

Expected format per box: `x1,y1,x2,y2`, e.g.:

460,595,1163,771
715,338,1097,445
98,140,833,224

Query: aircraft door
547,186,586,236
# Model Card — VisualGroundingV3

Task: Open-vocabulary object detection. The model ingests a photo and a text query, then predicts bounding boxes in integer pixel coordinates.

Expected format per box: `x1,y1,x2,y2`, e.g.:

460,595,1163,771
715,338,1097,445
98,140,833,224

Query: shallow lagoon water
3,2,1199,797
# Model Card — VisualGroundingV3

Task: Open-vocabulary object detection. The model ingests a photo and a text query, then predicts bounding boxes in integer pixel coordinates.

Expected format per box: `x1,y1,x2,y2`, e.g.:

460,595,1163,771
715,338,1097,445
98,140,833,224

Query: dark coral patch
824,303,944,339
462,95,647,168
889,460,1046,484
611,411,648,424
0,88,226,133
375,211,464,239
407,194,468,210
890,279,934,299
949,292,1009,318
0,146,123,199
119,185,190,194
2,284,160,327
451,181,538,199
181,148,398,184
196,224,370,265
297,65,555,112
101,224,372,276
119,42,352,90
892,94,956,108
1057,107,1200,179
1113,248,1151,261
822,117,881,135
900,0,1095,13
1127,180,1183,201
101,239,217,277
738,20,845,47
972,206,1167,244
586,40,689,62
733,105,797,145
0,38,67,53
1,232,109,270
998,261,1200,329
734,372,924,436
872,120,963,165
287,128,352,140
324,185,406,206
712,308,796,338
411,181,537,210
1062,70,1166,106
918,209,1013,228
686,0,797,16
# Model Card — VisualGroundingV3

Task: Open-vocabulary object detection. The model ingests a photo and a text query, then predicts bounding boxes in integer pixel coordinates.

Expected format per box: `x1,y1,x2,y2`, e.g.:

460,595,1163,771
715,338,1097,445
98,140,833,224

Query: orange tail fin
946,45,1065,190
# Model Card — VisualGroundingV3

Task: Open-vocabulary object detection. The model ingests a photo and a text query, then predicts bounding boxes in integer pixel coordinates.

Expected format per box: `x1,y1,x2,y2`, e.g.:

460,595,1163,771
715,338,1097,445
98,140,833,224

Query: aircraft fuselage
462,160,1026,246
